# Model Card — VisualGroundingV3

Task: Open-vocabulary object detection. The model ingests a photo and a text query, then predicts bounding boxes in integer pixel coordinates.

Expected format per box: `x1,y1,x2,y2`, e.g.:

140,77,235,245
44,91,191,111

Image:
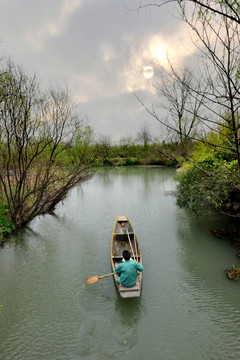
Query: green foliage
125,157,139,166
175,120,240,217
193,134,236,163
0,204,15,239
176,142,240,217
64,125,96,166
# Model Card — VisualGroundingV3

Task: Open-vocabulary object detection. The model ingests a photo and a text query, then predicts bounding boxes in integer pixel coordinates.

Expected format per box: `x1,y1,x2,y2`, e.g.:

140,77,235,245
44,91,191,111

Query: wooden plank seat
118,216,128,222
113,232,134,236
112,256,123,260
113,257,140,265
119,282,140,292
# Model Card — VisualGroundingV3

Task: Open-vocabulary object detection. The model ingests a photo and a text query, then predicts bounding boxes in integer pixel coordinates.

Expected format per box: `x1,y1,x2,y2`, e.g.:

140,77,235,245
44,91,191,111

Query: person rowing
114,250,144,288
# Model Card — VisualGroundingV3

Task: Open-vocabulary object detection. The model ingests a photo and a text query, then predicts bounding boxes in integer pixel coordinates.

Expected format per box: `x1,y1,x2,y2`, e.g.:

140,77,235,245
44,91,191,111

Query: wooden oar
127,229,136,261
85,272,114,286
133,229,138,262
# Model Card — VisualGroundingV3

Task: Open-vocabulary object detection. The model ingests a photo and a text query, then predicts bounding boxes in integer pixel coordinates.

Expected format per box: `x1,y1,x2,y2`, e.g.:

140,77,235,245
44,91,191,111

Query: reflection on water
0,167,240,360
114,296,143,326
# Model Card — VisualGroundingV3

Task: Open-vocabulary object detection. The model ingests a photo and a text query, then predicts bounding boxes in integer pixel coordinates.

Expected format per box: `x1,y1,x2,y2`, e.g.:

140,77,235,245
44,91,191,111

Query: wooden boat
111,214,143,298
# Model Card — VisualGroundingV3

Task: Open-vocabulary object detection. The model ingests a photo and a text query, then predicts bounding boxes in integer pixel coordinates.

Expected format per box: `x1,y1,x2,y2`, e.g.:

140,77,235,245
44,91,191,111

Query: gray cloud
0,0,195,141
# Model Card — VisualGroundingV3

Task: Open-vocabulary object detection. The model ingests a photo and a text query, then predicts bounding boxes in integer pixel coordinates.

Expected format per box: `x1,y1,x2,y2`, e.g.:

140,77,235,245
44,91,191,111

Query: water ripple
1,167,240,360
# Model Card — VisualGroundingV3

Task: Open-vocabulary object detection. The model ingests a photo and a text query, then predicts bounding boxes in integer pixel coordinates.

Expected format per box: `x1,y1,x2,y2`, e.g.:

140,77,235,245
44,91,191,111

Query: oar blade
85,275,99,286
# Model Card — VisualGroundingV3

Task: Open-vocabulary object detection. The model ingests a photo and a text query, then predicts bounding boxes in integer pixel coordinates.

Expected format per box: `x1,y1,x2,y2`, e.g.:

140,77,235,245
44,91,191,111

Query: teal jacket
114,260,144,287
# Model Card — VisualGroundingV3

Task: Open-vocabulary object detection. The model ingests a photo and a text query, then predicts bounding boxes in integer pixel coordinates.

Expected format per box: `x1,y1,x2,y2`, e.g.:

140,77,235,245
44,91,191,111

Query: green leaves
0,204,15,238
176,149,240,218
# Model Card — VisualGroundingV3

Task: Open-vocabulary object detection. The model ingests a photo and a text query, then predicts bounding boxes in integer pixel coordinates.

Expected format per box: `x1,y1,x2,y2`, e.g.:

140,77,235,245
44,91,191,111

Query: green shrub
176,156,240,217
0,204,15,239
125,157,139,165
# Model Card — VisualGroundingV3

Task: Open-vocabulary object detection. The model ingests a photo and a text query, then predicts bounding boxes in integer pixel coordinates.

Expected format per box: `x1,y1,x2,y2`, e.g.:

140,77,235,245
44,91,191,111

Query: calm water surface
0,167,240,360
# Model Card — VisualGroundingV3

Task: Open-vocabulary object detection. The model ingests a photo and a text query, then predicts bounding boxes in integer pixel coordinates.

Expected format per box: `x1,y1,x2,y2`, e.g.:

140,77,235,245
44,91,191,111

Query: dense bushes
176,142,240,217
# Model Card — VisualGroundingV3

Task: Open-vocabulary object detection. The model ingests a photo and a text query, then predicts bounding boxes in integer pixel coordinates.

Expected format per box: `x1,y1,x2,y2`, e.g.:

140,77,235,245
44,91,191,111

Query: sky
0,0,197,143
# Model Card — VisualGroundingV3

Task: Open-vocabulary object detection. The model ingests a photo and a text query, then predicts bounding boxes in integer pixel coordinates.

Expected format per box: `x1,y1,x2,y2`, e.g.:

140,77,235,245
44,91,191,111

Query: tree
119,135,134,148
0,59,95,228
136,122,152,148
156,67,201,141
137,1,240,165
178,6,240,164
137,0,240,25
137,66,203,154
96,135,112,164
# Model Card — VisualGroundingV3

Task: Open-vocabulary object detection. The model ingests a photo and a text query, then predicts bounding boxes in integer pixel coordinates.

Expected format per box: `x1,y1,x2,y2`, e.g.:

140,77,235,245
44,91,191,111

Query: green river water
0,166,240,360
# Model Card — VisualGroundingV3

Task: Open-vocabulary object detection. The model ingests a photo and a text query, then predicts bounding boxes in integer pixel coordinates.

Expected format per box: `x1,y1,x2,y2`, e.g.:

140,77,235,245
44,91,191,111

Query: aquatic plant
225,264,240,281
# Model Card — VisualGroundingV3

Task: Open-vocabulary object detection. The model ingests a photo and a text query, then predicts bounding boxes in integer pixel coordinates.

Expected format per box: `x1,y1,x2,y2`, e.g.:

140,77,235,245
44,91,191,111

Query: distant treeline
96,141,180,167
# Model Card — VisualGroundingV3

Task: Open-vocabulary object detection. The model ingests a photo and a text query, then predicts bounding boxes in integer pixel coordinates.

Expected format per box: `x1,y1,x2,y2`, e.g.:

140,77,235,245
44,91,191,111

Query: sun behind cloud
143,66,154,78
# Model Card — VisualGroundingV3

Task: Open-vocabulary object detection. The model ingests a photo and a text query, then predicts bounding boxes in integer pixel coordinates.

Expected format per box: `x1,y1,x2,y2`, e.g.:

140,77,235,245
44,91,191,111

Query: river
0,166,239,360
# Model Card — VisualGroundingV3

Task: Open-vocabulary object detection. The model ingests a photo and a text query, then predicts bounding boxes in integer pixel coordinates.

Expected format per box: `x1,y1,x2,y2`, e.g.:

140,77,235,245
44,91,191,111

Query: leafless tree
119,135,134,147
0,59,95,227
136,0,240,25
153,66,204,152
136,122,152,148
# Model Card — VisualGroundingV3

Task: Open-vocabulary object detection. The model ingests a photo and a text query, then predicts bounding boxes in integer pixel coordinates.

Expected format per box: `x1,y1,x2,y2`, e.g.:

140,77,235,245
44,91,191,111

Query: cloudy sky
0,0,197,142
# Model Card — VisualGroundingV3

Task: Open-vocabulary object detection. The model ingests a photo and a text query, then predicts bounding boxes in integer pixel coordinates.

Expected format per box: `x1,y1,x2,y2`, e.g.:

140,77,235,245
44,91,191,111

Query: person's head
122,250,131,260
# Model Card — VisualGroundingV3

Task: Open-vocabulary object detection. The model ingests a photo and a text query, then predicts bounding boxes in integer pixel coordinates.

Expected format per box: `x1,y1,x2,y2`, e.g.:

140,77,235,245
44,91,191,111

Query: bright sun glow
143,66,154,78
154,47,165,62
149,36,168,65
